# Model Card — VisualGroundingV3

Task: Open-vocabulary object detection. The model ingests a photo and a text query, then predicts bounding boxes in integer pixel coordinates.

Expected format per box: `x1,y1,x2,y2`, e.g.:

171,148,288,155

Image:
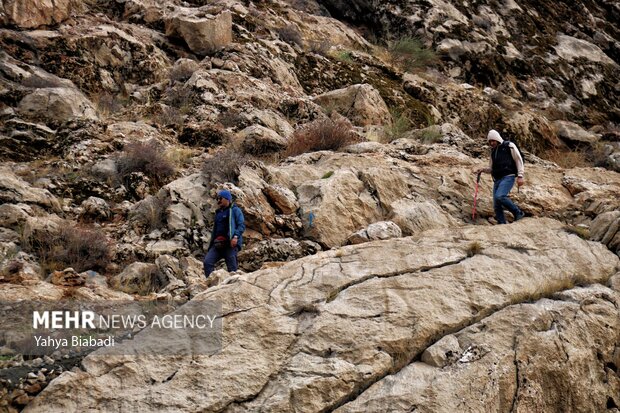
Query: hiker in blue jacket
203,190,245,277
475,129,525,224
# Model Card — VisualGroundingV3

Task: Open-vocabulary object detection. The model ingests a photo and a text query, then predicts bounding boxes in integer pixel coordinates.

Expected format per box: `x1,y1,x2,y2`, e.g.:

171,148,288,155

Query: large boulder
389,199,455,235
590,211,620,255
22,219,620,412
2,0,73,28
165,9,232,56
18,88,98,124
239,125,288,155
347,220,402,245
553,120,600,146
0,167,61,212
312,84,392,127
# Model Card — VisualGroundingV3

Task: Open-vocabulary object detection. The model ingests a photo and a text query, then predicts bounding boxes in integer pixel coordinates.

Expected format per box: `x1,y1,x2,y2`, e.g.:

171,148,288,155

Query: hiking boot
514,211,525,222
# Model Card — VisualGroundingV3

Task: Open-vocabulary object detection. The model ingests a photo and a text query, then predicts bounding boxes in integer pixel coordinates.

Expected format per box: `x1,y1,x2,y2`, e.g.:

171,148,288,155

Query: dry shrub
308,39,331,55
23,226,113,273
129,195,170,234
284,118,359,157
116,140,175,187
543,148,589,168
466,241,482,257
218,109,249,129
164,85,197,113
277,25,303,47
94,92,123,116
158,106,184,127
169,62,199,83
202,147,250,184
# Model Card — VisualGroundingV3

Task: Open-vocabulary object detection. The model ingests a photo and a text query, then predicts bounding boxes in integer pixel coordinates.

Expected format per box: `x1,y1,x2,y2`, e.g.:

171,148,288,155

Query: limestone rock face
0,168,60,212
313,84,392,127
590,211,620,255
2,0,73,28
165,9,232,56
239,125,288,155
109,262,162,295
553,120,600,145
18,88,98,124
347,220,402,245
23,219,620,412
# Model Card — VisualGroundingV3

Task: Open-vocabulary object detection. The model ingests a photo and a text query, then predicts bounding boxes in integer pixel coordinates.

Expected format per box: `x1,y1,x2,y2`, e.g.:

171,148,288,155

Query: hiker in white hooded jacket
475,129,525,224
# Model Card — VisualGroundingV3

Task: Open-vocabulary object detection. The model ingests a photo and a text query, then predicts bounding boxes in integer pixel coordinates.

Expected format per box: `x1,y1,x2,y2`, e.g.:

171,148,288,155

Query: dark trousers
493,175,522,224
203,246,238,278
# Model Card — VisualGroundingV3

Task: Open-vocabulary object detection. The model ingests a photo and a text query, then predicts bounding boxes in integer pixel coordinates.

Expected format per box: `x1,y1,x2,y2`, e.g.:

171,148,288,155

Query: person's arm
476,158,492,175
509,143,525,186
230,207,245,248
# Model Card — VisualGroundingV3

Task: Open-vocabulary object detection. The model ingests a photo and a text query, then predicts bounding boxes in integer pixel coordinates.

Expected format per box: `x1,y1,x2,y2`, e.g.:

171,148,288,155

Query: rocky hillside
0,0,619,411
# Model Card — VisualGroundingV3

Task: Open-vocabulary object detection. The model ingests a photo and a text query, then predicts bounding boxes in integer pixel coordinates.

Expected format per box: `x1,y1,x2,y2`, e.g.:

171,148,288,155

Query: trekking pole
472,171,482,221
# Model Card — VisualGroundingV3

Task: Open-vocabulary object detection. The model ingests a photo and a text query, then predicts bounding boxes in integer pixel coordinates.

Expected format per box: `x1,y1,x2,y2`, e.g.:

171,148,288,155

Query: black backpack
503,139,525,163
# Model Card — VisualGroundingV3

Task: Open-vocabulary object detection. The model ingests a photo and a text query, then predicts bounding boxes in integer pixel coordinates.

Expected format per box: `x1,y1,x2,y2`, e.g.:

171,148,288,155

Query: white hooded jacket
487,130,525,178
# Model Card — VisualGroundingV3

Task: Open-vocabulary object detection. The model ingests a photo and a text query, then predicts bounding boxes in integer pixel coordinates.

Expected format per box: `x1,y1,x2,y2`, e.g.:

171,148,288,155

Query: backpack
503,139,525,163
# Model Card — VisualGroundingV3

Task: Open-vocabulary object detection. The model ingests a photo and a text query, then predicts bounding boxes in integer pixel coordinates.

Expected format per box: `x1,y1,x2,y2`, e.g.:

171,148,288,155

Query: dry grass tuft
283,118,359,157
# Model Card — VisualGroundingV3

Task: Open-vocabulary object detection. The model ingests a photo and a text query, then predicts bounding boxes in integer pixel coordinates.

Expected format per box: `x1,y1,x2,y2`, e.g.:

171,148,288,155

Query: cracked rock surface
24,218,620,412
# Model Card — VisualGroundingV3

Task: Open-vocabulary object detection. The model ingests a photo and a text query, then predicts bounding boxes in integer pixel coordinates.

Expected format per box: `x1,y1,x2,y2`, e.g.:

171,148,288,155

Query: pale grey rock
348,221,402,245
18,88,98,123
554,34,616,65
23,219,620,412
313,84,391,127
239,125,288,154
91,159,117,178
389,199,455,235
0,167,61,211
590,211,620,255
109,262,161,295
164,173,209,229
262,185,298,215
3,0,73,28
553,120,600,145
79,197,111,222
145,239,187,258
0,203,34,230
166,203,193,232
421,334,461,367
165,9,232,56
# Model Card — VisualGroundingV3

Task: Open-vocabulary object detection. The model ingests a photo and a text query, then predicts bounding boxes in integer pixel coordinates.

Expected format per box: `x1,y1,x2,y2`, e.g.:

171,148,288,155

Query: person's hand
517,176,524,187
231,236,238,249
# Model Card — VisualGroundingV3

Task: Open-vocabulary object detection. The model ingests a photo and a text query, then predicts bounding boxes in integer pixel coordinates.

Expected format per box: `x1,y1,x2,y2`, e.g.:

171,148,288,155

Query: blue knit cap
217,190,232,202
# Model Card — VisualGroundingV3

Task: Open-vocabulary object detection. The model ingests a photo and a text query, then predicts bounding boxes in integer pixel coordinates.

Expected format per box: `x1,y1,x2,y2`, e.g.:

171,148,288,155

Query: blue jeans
203,246,238,277
493,175,522,224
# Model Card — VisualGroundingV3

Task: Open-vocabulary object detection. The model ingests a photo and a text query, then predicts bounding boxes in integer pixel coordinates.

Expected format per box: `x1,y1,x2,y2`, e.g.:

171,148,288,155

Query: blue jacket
209,204,245,250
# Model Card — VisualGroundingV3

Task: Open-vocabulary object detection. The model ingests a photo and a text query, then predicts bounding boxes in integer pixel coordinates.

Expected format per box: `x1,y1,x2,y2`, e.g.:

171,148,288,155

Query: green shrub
284,118,359,157
386,109,413,141
389,37,438,71
334,50,353,63
420,127,443,144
